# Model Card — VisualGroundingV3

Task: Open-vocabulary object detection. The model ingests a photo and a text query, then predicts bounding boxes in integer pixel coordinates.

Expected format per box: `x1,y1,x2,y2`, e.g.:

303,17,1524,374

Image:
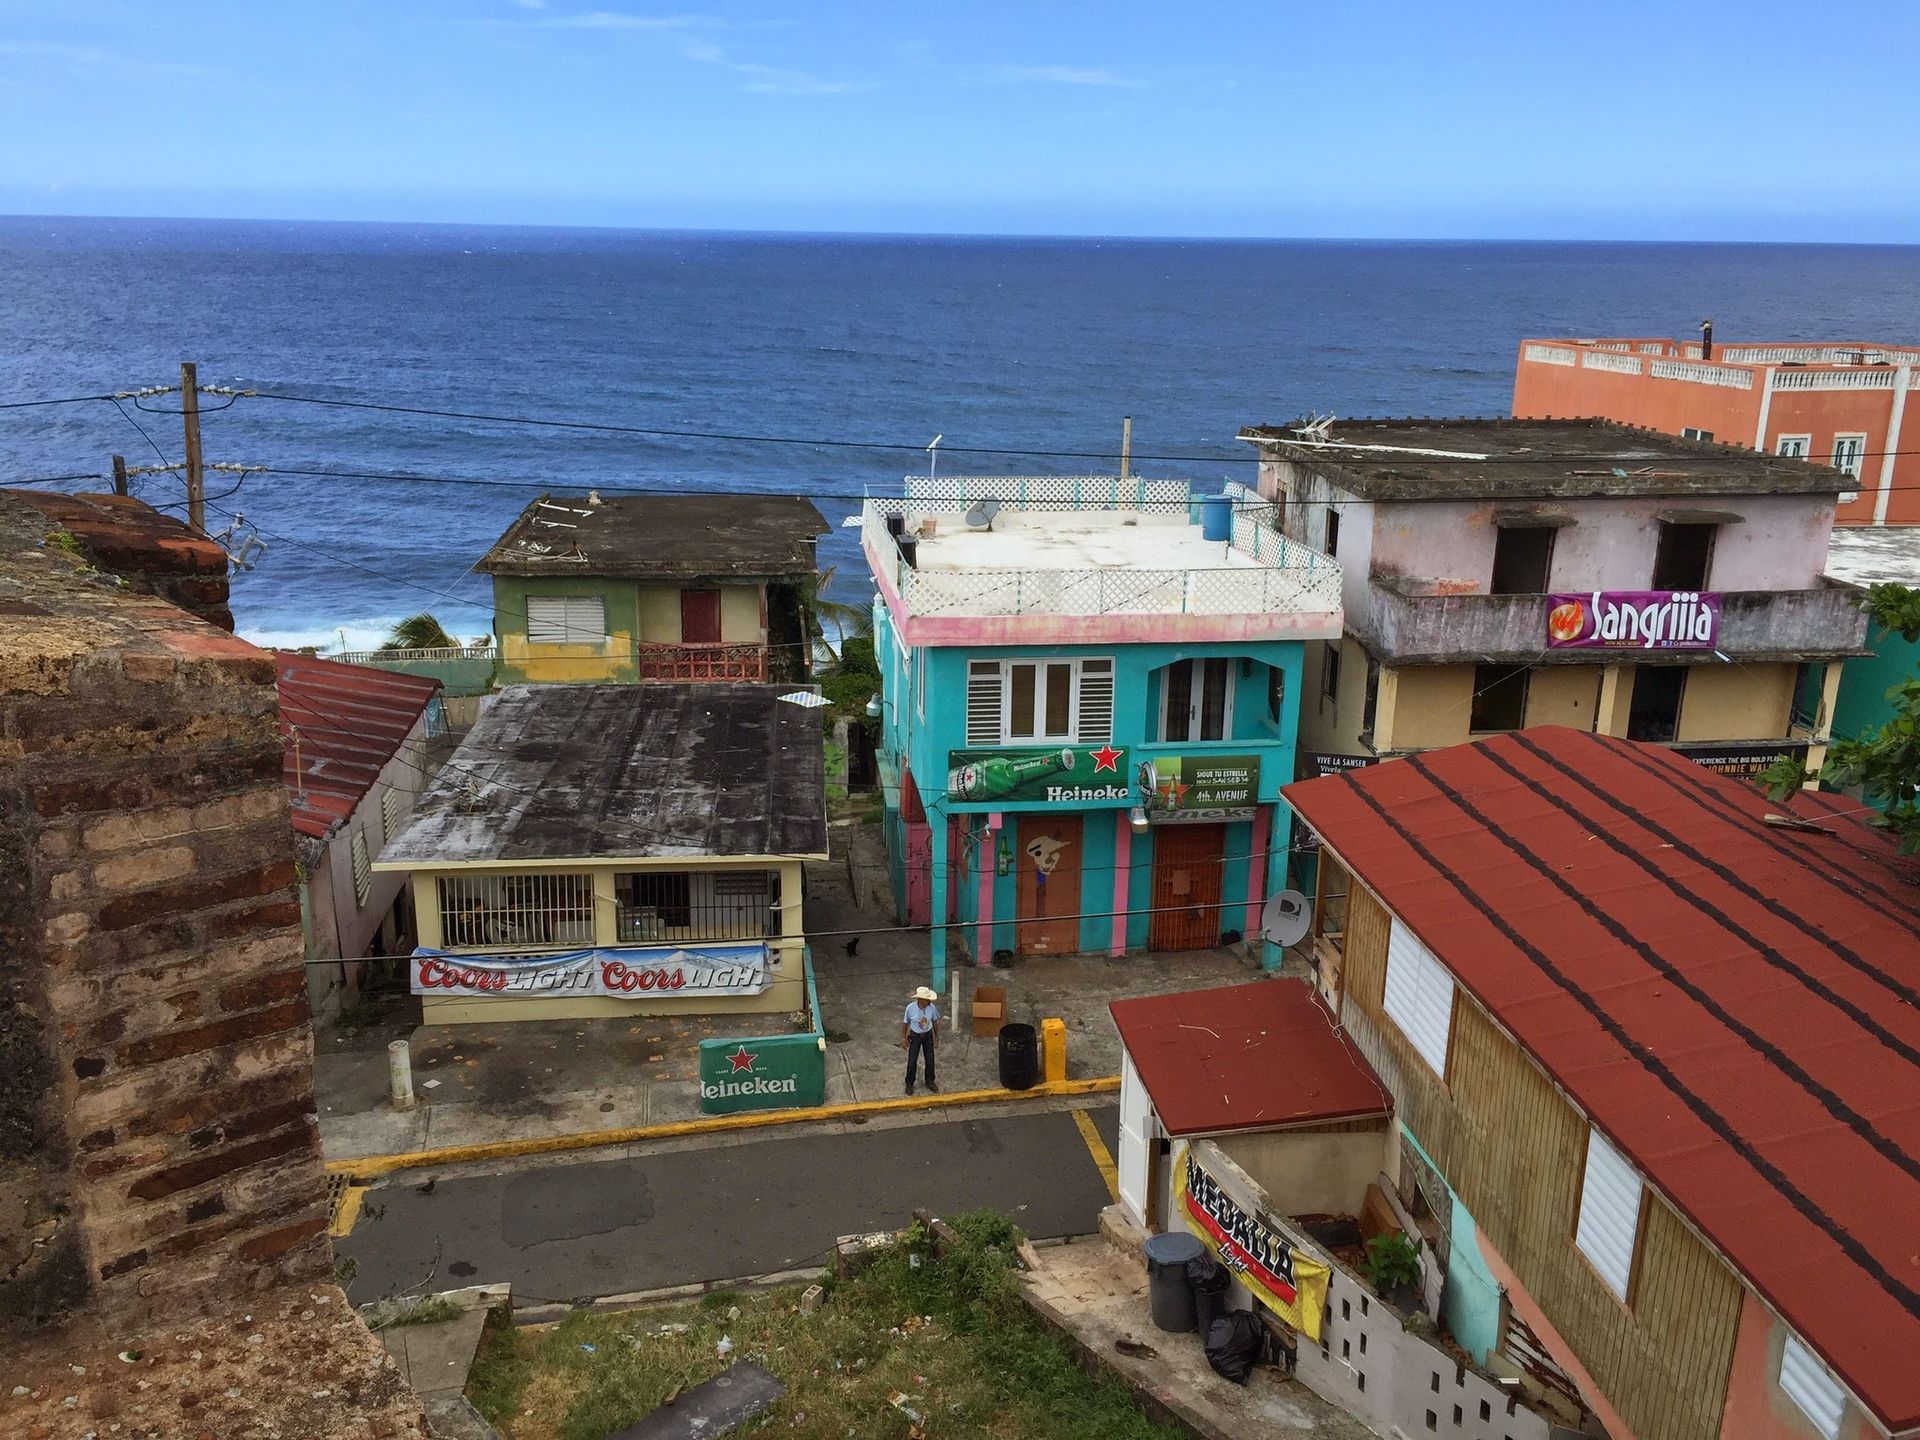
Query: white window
525,595,607,645
1158,658,1234,742
350,830,372,907
1574,1126,1643,1301
1680,426,1715,442
1775,434,1811,459
963,657,1113,746
380,787,402,843
1831,434,1867,478
1382,918,1455,1078
1778,1333,1846,1439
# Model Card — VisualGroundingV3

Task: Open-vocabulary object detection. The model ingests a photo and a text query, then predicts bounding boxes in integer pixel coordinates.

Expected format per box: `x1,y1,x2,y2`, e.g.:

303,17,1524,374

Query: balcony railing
635,642,769,681
1359,580,1868,664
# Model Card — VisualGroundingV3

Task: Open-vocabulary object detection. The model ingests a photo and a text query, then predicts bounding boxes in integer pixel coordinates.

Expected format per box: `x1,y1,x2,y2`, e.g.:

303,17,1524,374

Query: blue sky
1,1,1915,240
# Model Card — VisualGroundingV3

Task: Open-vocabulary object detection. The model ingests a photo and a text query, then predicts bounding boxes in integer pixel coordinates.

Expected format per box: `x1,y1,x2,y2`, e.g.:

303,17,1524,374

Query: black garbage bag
1204,1310,1266,1385
1187,1258,1230,1338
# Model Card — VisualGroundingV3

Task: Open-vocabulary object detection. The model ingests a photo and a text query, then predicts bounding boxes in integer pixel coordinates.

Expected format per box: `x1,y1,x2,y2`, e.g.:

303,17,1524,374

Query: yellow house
376,682,828,1025
479,493,826,687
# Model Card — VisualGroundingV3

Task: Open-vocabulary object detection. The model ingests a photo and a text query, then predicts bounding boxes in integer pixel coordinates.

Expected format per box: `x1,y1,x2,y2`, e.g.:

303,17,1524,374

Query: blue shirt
904,1001,940,1033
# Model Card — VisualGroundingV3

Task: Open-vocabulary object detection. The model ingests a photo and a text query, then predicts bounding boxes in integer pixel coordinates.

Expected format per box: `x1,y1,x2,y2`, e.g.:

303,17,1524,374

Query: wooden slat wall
1338,884,1743,1440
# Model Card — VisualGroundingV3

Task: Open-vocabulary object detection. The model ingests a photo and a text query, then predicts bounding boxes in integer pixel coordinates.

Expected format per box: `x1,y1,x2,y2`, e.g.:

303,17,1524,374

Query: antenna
927,434,943,481
964,497,1002,532
1260,890,1312,948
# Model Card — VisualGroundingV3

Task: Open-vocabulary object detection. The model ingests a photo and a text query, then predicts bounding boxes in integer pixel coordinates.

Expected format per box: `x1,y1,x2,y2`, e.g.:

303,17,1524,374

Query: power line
0,391,123,410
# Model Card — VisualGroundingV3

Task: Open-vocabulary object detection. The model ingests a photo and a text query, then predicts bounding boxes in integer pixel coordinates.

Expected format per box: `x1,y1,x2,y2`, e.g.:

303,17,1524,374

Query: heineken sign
1143,754,1260,822
946,744,1131,806
698,1033,827,1114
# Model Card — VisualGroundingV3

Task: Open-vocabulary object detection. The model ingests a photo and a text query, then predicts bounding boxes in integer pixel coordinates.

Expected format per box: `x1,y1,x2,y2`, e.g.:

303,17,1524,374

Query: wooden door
680,589,722,644
1015,814,1083,955
1149,823,1225,951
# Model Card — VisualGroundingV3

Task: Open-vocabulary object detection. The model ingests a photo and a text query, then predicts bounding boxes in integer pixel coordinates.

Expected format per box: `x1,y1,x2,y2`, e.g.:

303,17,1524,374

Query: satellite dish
965,497,1003,531
1260,890,1312,948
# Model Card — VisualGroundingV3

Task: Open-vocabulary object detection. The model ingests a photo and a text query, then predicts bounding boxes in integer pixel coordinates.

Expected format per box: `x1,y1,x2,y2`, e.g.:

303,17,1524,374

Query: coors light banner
411,942,770,999
1545,591,1721,651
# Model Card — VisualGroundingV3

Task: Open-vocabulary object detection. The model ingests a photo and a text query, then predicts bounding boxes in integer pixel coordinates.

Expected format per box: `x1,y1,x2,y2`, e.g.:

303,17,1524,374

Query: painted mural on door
1150,822,1225,951
1015,814,1082,955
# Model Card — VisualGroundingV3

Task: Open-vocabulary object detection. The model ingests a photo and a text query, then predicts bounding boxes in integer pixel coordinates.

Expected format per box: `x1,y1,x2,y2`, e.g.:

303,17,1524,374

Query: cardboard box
972,984,1008,1036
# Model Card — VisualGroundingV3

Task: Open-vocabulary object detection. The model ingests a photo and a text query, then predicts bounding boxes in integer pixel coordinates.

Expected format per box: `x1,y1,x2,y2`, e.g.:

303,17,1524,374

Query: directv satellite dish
965,497,1003,531
1260,890,1312,948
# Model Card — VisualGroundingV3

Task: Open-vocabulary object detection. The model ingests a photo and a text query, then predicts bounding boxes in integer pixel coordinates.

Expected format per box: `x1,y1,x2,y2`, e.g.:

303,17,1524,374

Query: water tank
1199,493,1233,542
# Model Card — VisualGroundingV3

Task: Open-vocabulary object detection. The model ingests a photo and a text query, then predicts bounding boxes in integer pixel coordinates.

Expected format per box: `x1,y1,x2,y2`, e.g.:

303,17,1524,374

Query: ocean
3,216,1917,649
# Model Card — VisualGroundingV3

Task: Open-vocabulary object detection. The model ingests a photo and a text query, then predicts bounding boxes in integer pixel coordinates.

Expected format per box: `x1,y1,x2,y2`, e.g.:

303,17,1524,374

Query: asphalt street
340,1103,1120,1309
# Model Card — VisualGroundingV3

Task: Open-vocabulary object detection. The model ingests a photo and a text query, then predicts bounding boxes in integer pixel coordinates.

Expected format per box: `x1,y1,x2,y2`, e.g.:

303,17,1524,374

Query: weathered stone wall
11,490,235,631
0,493,329,1335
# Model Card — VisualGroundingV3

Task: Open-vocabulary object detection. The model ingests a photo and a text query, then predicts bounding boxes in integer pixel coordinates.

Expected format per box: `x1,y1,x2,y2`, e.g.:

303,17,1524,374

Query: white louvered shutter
1383,918,1455,1078
1075,659,1114,743
350,830,372,906
1574,1127,1643,1300
1778,1335,1845,1439
966,662,1003,745
526,595,606,644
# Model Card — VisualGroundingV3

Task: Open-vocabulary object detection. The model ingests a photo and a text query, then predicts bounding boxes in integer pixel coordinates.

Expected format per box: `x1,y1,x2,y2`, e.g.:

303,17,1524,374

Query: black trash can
1188,1256,1230,1339
1143,1231,1205,1333
997,1022,1040,1091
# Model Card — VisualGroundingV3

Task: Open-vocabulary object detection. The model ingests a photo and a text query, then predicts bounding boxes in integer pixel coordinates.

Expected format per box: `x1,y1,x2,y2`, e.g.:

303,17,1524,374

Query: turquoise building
861,477,1342,986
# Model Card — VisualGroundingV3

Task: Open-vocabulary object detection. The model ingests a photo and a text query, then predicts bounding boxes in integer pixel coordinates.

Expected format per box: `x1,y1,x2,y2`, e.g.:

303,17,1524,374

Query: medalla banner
946,744,1130,804
1175,1144,1332,1341
411,942,770,998
1546,591,1721,650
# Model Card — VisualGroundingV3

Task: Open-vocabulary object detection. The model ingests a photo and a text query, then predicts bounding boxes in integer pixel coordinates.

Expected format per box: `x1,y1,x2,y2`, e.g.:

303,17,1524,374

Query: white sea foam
238,617,409,654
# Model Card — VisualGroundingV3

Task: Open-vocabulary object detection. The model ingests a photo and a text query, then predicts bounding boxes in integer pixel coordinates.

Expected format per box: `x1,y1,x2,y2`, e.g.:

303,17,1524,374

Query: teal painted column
928,809,949,991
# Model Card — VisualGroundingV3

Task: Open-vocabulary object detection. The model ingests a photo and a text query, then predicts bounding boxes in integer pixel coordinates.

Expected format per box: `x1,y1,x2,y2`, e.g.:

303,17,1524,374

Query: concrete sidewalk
315,816,1264,1163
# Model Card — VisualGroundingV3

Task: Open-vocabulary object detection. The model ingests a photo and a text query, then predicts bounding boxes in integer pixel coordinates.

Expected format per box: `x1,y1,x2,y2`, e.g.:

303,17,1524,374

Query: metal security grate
438,871,596,949
614,870,778,943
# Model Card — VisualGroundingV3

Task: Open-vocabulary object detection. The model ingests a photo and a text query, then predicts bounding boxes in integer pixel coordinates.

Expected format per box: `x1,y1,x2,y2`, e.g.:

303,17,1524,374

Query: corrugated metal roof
1284,727,1920,1431
274,652,441,841
1109,978,1390,1138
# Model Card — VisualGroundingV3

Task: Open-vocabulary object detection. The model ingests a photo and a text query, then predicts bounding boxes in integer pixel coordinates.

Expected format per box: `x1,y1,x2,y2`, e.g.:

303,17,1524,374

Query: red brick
235,1211,327,1262
188,1098,311,1152
98,1248,149,1280
217,968,305,1013
113,999,305,1069
120,652,177,684
126,1121,316,1202
96,860,295,932
207,900,302,939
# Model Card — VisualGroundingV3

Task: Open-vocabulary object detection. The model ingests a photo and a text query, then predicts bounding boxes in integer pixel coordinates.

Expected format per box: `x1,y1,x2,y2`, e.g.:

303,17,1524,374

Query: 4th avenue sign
698,1034,827,1115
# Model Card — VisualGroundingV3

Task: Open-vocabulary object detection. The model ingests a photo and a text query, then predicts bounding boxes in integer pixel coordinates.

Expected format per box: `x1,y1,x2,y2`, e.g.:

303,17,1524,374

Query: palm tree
379,613,459,652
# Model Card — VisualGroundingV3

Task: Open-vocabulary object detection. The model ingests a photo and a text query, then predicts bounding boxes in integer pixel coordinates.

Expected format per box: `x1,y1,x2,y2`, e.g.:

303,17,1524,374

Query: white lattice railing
902,473,1193,508
334,645,497,664
1769,367,1901,391
1523,343,1577,366
1649,359,1753,389
1581,351,1643,375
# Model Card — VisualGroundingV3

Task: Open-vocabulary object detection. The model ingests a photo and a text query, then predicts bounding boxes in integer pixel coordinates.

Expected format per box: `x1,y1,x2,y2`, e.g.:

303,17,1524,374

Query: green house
479,492,826,686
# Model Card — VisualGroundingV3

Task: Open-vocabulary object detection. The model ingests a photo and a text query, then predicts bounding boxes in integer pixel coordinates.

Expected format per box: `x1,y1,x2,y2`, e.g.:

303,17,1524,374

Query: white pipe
388,1039,416,1111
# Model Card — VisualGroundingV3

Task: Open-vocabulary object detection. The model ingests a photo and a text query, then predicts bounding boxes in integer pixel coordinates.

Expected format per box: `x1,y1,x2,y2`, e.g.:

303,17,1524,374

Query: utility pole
1120,415,1132,479
180,361,205,532
111,454,128,497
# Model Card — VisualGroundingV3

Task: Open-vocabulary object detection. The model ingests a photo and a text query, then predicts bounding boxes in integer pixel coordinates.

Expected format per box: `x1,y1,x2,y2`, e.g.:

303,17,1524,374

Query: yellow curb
327,1182,368,1238
1071,1108,1120,1205
326,1076,1122,1180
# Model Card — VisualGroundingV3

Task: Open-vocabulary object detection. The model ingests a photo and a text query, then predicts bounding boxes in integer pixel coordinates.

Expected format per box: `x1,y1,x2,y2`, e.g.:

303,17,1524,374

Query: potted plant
1362,1232,1424,1312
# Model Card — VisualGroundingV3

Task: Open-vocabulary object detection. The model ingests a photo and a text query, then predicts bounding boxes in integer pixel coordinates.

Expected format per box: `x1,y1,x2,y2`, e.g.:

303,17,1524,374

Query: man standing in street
903,985,940,1095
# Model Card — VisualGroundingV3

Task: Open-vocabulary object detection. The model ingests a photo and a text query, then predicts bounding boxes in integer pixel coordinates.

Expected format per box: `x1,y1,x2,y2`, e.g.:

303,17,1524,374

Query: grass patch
371,1295,465,1330
475,1211,1181,1440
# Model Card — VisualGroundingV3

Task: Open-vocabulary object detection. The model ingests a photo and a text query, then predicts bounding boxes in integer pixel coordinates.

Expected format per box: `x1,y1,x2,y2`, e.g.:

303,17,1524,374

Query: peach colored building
1512,337,1920,525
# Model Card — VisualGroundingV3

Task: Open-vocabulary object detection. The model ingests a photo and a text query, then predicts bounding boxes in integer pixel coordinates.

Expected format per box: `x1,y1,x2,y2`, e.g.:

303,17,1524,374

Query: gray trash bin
1143,1231,1206,1333
1188,1256,1230,1339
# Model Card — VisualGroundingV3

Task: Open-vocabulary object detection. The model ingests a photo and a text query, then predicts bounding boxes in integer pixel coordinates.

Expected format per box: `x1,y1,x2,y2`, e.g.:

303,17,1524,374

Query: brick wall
0,493,330,1334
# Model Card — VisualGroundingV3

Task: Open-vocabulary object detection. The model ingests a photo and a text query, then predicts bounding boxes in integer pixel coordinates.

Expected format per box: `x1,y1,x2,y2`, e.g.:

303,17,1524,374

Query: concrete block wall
0,493,330,1335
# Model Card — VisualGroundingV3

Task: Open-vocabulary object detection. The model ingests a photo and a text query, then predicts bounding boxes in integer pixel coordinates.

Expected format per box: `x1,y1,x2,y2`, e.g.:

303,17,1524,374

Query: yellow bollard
1040,1017,1067,1084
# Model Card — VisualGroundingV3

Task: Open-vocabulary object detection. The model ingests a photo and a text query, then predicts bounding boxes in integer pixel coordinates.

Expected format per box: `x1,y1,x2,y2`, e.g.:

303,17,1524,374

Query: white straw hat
914,986,938,1002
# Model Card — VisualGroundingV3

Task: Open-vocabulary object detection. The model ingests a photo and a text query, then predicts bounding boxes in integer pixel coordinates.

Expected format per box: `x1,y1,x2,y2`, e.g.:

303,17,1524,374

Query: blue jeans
905,1031,937,1091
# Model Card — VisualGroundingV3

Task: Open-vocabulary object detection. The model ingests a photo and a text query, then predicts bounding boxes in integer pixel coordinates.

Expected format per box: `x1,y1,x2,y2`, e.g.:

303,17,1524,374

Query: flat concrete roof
380,683,828,865
1823,525,1920,588
911,509,1257,573
1238,417,1851,500
478,493,826,580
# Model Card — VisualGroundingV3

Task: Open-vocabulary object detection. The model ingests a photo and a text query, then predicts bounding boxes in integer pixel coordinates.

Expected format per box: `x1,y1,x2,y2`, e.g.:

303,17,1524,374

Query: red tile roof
274,653,441,841
1109,979,1390,1137
1283,727,1920,1431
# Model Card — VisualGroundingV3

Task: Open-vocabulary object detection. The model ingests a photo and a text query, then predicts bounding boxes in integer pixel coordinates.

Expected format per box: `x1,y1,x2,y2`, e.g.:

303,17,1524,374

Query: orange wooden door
1015,814,1083,955
1149,823,1225,951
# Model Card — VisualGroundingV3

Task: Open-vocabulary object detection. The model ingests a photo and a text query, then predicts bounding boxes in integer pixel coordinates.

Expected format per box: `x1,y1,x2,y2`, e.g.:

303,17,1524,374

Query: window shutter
526,596,606,644
1076,659,1114,743
1383,917,1454,1077
1574,1127,1643,1300
350,831,372,906
380,788,401,844
966,662,1003,745
1778,1335,1846,1439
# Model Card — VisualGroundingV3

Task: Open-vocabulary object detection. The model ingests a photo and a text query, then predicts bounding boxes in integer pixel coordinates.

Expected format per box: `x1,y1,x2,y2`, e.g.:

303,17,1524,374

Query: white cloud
995,64,1138,88
0,40,206,80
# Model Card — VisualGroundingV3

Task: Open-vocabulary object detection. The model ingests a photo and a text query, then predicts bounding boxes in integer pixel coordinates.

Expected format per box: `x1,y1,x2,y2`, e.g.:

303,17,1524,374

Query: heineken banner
411,943,770,999
946,744,1131,805
1142,753,1259,822
1175,1143,1332,1341
698,1033,826,1114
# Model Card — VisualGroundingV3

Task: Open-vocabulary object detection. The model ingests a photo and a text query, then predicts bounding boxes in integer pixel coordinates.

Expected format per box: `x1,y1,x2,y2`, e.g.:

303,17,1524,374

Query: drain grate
326,1174,368,1237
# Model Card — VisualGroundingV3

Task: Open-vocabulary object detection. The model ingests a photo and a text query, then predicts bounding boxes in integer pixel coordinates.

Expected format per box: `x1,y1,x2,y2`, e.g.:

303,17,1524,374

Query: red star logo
726,1046,756,1074
1090,745,1122,773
